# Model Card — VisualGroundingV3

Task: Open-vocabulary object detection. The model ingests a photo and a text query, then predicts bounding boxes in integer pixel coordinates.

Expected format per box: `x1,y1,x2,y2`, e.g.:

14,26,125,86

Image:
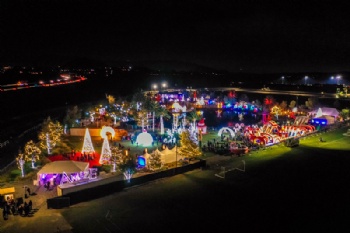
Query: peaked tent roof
38,161,89,174
314,107,339,118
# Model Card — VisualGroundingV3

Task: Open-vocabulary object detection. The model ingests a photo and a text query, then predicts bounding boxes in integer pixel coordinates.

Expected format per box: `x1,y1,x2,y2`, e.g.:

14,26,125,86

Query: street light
152,84,158,91
161,82,167,90
281,76,285,84
304,76,308,85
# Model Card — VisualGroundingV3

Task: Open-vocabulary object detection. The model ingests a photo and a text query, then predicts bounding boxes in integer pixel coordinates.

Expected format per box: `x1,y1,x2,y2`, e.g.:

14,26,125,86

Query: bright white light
136,132,153,147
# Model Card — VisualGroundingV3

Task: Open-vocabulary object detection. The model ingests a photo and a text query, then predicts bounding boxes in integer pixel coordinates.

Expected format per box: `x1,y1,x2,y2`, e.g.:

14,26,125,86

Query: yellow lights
100,126,116,139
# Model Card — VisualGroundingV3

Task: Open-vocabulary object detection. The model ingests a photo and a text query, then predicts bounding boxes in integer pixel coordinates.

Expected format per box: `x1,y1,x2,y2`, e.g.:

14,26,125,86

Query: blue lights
137,156,146,167
311,118,327,125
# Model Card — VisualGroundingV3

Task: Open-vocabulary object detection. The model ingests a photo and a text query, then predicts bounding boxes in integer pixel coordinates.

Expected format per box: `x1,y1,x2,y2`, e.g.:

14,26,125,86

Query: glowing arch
218,127,235,138
100,126,116,139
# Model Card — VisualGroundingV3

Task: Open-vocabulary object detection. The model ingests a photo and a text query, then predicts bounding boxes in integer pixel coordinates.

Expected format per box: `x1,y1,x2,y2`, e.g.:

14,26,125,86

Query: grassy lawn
57,126,350,233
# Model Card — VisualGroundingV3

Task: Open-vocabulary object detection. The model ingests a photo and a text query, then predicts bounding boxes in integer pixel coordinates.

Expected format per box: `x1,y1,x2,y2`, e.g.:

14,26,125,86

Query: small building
0,187,16,203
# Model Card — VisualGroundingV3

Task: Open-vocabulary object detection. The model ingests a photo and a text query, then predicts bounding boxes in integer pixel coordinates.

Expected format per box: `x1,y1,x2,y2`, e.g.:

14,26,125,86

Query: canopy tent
36,161,90,186
309,107,339,125
38,161,89,174
154,146,184,164
310,107,339,118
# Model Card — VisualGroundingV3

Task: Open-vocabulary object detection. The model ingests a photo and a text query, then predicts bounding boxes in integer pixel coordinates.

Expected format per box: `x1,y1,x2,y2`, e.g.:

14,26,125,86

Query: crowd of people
2,187,33,220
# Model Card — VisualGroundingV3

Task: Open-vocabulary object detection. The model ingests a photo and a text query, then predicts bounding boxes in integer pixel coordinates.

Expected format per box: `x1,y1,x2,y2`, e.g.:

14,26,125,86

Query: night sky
1,0,350,73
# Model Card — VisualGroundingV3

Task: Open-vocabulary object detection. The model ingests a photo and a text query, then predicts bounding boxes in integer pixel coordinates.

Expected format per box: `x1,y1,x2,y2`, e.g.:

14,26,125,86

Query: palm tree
156,106,171,135
143,98,159,132
188,111,201,132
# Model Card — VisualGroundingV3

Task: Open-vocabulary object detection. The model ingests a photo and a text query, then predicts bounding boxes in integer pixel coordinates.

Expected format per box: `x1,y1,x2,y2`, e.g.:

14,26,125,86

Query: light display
178,129,202,159
218,127,235,138
16,152,26,177
82,128,95,154
24,140,41,168
136,131,153,147
100,126,116,139
38,117,63,155
99,137,111,164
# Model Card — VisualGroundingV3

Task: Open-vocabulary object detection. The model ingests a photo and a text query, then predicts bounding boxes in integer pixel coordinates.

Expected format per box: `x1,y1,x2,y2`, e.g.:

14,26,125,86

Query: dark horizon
2,0,350,73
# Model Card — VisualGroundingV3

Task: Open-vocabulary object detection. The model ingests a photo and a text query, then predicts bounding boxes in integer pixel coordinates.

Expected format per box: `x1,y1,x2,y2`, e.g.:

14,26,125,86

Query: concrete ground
0,154,230,233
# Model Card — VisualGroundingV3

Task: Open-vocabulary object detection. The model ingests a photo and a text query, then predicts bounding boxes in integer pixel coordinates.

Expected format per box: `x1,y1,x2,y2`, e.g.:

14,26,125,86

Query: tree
289,100,296,109
187,111,201,132
178,130,202,160
280,100,288,111
51,140,72,155
16,150,26,177
305,97,319,110
106,94,116,105
38,117,63,155
118,152,137,183
24,140,41,168
143,97,160,132
110,146,123,172
148,151,162,171
63,105,82,128
156,105,171,135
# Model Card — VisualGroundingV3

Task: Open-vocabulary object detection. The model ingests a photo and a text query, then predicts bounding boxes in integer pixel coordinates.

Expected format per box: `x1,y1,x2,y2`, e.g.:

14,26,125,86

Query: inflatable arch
100,126,116,139
218,127,235,138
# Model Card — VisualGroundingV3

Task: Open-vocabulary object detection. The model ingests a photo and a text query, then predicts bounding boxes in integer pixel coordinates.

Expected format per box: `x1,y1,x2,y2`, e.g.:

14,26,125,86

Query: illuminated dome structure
136,131,153,147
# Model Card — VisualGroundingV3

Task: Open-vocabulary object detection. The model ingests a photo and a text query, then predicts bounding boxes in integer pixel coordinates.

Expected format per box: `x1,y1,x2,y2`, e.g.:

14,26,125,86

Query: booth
0,187,16,203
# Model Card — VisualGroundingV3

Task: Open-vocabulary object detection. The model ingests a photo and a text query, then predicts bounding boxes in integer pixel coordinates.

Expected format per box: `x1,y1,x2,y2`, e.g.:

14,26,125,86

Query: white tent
38,161,89,174
310,107,339,125
312,107,339,118
36,161,90,186
154,146,184,164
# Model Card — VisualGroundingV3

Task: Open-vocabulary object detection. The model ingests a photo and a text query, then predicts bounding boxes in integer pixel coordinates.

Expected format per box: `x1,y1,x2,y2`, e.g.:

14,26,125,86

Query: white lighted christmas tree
99,137,111,164
178,129,202,160
82,128,95,154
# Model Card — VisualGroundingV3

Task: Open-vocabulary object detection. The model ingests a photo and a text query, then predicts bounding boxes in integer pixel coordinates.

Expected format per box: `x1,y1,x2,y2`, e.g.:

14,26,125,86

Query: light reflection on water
200,109,261,128
166,108,262,129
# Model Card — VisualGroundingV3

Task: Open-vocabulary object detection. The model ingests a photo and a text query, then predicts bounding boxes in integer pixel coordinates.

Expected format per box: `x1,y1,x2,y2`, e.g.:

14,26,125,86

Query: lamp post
161,82,167,90
152,84,158,92
304,76,308,85
281,76,284,84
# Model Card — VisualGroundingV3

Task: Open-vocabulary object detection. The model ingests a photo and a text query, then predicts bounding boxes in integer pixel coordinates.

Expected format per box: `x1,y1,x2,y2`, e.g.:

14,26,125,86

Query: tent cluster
137,146,186,170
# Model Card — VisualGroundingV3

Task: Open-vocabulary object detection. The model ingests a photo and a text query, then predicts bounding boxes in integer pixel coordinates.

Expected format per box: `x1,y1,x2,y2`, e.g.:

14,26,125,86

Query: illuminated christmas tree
148,151,162,171
178,129,202,160
24,140,41,168
110,146,123,172
118,150,136,183
38,117,63,155
99,137,111,164
16,151,26,177
82,128,95,154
